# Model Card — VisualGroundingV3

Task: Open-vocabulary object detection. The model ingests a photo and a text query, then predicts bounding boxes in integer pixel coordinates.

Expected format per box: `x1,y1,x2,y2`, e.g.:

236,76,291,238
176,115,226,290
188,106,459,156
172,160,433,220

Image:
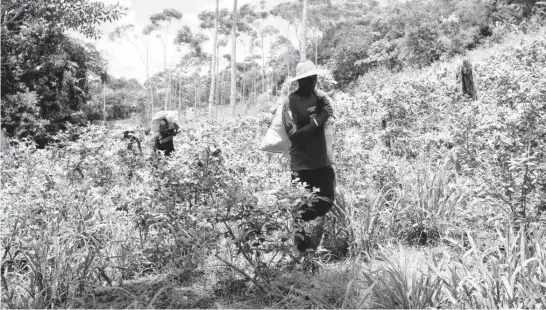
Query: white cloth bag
259,97,334,162
258,98,291,154
150,111,179,134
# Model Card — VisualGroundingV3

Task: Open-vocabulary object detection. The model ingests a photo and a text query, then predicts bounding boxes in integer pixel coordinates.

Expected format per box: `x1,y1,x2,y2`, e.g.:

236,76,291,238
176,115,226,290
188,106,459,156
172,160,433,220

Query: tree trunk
273,70,277,98
460,59,477,101
178,78,182,111
222,70,225,106
241,81,244,110
163,37,168,111
195,76,198,108
219,70,223,107
102,81,106,113
197,79,200,108
251,47,255,104
147,47,153,119
208,0,219,118
286,49,290,95
230,0,238,116
163,43,167,72
150,85,154,118
164,73,170,111
250,41,254,105
315,29,318,64
215,42,220,106
261,34,265,100
301,0,308,62
242,45,246,109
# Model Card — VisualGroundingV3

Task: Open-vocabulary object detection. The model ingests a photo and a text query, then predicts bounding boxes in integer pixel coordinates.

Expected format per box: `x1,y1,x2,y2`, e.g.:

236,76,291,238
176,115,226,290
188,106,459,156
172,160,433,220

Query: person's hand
326,116,336,125
310,116,320,128
324,103,334,117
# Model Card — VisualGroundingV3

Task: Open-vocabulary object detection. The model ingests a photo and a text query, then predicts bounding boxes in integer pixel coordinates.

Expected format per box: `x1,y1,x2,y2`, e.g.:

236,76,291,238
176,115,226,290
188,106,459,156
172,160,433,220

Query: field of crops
1,27,545,309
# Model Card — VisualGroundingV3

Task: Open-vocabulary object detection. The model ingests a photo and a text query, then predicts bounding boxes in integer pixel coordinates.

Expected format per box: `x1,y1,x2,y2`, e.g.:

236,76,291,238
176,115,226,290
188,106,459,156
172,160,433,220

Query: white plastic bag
150,111,179,134
258,98,291,154
259,97,334,159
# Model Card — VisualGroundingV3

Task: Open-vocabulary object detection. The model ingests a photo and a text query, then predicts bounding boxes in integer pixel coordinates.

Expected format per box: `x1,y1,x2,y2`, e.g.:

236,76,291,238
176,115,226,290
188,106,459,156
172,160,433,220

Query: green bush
0,91,50,147
318,0,544,86
81,103,105,122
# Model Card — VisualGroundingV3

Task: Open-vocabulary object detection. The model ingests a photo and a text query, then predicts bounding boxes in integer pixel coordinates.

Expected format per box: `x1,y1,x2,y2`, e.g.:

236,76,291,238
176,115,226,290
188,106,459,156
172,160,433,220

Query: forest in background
2,0,545,144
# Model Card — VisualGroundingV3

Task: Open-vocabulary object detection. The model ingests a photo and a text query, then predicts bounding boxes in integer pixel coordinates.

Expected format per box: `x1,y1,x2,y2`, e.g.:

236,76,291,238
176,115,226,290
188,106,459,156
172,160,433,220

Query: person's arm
135,137,143,154
172,122,180,135
282,99,319,143
313,90,334,127
153,134,160,152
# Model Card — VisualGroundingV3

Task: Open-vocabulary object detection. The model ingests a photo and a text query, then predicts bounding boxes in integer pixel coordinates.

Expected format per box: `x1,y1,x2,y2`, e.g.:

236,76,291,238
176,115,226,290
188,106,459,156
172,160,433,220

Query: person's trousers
291,165,336,221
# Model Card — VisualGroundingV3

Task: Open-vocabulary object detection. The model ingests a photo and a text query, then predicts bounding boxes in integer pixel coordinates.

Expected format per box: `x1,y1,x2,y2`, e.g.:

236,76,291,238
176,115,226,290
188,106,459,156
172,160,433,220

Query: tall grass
336,224,545,309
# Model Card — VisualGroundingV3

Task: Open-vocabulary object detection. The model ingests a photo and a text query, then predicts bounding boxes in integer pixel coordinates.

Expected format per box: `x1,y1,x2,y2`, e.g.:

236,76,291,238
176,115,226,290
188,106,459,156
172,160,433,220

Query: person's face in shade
298,75,317,90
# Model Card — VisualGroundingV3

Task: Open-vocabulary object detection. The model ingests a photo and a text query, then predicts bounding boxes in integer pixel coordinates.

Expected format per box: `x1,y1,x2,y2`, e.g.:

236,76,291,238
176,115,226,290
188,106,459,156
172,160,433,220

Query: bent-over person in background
153,118,179,157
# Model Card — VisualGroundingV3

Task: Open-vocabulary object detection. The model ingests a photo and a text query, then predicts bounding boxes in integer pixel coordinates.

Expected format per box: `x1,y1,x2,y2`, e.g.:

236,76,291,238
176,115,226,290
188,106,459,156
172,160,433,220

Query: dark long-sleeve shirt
154,123,179,157
282,89,334,171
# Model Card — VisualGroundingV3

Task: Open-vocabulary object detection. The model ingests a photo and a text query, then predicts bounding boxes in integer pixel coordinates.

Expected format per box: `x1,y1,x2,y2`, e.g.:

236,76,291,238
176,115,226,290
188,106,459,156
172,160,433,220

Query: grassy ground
76,242,455,309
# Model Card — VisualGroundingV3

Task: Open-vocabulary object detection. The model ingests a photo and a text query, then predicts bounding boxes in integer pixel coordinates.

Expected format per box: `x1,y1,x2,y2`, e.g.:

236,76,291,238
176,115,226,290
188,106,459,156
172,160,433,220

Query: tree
301,0,308,61
306,0,340,64
174,26,209,111
268,34,297,95
1,0,125,144
1,0,125,40
230,0,239,116
261,25,279,96
144,8,183,110
209,0,220,118
109,24,155,119
88,76,147,121
215,38,229,107
238,3,274,100
200,3,252,116
198,7,232,116
144,9,183,71
270,1,302,57
174,26,209,57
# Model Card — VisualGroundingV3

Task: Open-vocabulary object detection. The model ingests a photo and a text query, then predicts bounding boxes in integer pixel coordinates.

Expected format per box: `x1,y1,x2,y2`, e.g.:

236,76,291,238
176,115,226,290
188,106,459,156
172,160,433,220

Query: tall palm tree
230,0,238,116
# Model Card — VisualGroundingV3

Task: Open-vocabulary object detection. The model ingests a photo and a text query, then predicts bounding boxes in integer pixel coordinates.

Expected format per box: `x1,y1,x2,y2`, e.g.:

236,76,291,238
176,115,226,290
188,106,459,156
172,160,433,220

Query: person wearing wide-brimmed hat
282,60,336,254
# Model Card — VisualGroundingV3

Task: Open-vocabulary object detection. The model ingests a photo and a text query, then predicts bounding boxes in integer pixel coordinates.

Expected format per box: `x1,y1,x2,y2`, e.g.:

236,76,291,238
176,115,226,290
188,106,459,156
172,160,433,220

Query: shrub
81,103,105,122
0,91,49,145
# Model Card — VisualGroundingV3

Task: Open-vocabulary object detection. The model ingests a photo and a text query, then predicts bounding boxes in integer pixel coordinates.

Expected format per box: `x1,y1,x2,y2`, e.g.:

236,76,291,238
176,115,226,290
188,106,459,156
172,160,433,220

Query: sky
82,0,294,83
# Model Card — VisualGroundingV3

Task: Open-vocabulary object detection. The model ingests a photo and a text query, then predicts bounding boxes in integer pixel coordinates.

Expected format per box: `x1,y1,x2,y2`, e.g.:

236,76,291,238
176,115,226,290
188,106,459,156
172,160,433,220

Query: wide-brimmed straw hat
289,60,326,83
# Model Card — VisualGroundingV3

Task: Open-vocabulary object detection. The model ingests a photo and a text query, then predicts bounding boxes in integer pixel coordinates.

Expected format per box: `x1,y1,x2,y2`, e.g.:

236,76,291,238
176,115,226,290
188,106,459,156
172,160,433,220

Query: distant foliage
0,0,125,145
87,77,147,121
315,0,544,86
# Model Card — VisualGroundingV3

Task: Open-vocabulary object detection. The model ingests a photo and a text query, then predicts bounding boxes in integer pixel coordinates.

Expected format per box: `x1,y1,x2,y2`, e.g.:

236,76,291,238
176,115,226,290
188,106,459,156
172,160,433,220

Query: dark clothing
283,88,336,254
282,91,333,171
292,165,336,253
153,121,179,157
291,165,336,221
123,131,142,154
155,133,175,157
